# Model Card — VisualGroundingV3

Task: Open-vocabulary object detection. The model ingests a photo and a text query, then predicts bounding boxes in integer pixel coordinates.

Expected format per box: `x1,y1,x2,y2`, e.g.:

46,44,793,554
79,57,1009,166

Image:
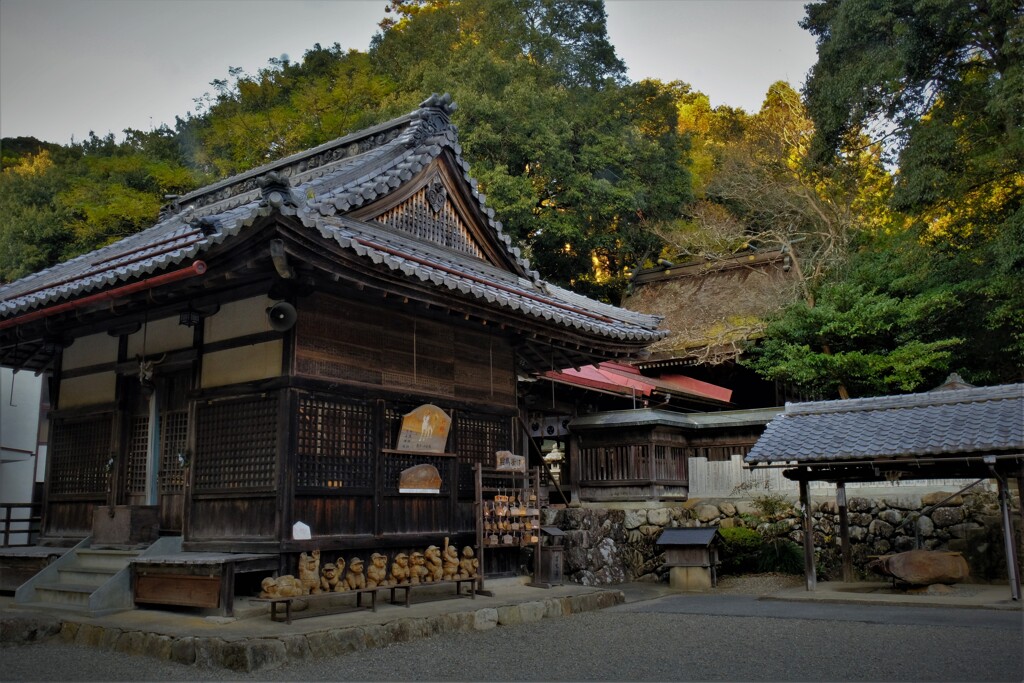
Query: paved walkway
1,578,1019,673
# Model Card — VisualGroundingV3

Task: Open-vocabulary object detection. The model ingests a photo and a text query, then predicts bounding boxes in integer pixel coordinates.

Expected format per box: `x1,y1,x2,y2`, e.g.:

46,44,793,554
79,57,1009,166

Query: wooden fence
687,455,987,499
1,502,42,547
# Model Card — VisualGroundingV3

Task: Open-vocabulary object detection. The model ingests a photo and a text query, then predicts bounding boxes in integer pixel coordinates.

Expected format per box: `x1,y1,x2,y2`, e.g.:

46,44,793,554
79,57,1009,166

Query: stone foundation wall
543,489,1021,586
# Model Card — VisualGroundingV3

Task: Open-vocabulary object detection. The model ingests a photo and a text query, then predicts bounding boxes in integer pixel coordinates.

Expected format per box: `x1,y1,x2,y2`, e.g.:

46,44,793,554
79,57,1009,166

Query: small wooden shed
656,527,722,591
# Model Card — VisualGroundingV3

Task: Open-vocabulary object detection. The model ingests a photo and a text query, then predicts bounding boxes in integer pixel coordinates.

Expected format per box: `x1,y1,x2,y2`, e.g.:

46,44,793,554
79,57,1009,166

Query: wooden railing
579,444,687,484
1,502,42,547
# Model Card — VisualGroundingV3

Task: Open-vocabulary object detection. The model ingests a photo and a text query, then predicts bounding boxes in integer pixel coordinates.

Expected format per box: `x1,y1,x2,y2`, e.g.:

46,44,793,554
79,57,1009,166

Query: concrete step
73,549,140,571
56,565,117,587
34,582,96,607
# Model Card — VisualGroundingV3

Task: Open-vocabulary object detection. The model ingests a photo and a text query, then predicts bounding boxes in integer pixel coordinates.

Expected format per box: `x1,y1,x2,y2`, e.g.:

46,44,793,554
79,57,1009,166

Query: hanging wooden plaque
495,450,526,472
396,404,451,453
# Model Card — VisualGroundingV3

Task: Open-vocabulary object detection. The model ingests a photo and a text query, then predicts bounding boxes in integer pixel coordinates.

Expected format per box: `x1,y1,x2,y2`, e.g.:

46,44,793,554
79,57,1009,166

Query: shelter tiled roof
0,95,664,349
746,382,1024,464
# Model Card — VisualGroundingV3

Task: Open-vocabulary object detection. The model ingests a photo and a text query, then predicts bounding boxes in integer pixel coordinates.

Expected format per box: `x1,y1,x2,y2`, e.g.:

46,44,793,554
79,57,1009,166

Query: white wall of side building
0,368,47,544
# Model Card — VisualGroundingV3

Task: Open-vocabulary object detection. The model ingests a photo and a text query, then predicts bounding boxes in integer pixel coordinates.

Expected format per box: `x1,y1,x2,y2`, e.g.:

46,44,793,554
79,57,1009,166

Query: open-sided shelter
0,95,666,602
746,377,1024,599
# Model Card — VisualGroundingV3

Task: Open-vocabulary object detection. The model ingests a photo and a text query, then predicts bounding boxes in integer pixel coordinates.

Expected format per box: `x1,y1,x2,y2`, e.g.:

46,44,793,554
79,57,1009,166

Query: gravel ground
3,576,1021,682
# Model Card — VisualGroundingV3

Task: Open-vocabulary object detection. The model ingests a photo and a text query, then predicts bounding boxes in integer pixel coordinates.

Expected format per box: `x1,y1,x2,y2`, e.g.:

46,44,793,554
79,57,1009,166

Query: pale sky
0,0,818,145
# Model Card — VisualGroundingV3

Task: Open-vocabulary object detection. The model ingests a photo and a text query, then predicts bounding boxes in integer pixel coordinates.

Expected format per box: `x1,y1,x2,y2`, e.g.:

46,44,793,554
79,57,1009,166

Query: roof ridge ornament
258,171,301,210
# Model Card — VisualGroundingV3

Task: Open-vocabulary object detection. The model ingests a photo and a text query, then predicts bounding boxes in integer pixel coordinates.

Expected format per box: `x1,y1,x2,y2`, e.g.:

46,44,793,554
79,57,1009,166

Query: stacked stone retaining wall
544,489,1020,586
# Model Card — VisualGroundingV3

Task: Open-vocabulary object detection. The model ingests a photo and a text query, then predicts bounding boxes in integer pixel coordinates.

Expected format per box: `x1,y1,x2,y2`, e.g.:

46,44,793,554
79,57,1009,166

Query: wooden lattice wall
193,395,279,492
48,414,113,497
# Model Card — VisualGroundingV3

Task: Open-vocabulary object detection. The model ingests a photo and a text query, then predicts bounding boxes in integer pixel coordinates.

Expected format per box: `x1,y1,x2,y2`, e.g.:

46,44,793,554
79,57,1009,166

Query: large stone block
170,637,196,665
473,608,498,631
696,504,721,522
868,519,895,538
519,601,547,623
718,502,736,517
648,507,672,526
922,491,963,507
930,506,965,528
624,509,647,529
496,605,522,626
878,509,903,526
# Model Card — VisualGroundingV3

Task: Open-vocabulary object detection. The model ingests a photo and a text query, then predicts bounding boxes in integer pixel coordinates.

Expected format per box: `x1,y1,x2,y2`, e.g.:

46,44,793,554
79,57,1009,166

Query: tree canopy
2,0,1021,395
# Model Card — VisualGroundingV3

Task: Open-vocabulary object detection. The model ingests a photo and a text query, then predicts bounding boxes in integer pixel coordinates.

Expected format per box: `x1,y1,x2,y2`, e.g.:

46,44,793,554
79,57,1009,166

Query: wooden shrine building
0,95,665,591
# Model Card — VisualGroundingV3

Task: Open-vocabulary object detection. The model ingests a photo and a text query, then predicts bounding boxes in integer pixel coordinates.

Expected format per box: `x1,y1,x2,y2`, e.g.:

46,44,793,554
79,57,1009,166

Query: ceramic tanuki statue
259,575,303,598
344,556,367,590
442,542,460,581
367,552,389,588
390,552,411,585
424,545,443,583
409,551,428,585
459,546,478,579
320,559,346,592
298,549,322,594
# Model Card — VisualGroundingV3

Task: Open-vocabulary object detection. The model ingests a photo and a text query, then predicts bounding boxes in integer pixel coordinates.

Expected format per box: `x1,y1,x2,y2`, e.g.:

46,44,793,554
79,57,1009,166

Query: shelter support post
994,472,1021,601
836,482,853,583
798,472,816,591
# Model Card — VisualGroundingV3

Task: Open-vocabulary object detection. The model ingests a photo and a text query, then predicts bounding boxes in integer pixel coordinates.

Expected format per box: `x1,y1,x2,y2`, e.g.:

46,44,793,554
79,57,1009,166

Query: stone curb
3,590,624,672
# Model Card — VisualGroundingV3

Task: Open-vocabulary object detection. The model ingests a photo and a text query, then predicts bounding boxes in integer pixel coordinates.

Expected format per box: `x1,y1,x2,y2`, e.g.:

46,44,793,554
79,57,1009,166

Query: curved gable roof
0,95,666,361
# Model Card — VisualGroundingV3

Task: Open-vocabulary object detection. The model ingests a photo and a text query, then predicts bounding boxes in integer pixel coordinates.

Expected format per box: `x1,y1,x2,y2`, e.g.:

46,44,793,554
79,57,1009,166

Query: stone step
73,549,140,571
56,565,118,587
34,582,96,607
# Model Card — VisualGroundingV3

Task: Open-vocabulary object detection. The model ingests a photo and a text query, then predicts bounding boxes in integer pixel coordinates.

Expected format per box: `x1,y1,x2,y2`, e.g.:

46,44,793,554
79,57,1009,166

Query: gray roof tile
1,95,666,347
746,383,1024,463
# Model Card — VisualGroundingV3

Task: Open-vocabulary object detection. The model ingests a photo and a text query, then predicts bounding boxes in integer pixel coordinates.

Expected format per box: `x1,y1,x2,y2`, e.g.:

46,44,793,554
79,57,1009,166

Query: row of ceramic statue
260,542,479,598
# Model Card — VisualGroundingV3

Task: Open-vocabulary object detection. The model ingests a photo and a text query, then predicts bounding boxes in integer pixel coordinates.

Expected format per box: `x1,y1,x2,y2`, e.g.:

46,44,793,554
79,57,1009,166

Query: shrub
718,526,764,574
755,537,805,574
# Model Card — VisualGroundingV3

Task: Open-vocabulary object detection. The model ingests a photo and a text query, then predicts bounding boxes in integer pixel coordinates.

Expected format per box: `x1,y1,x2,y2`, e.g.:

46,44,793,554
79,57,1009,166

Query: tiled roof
745,383,1024,464
0,94,665,346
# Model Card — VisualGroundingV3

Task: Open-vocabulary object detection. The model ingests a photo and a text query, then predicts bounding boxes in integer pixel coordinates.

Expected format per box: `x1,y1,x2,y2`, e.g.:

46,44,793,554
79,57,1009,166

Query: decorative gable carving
371,173,485,260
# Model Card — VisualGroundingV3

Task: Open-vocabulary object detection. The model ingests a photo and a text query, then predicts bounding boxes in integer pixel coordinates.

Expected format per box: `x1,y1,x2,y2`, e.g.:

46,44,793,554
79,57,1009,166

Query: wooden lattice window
296,396,375,490
49,414,113,496
373,182,485,260
193,395,278,491
125,416,150,495
579,444,650,482
456,414,511,494
159,410,189,493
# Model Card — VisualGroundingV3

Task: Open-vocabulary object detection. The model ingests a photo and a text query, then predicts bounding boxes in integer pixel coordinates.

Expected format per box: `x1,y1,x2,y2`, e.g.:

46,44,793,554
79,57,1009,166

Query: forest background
1,0,1021,399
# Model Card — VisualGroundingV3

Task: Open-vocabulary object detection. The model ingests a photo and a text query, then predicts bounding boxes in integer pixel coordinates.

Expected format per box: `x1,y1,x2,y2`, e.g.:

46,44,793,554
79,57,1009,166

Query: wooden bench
384,577,480,608
253,586,380,624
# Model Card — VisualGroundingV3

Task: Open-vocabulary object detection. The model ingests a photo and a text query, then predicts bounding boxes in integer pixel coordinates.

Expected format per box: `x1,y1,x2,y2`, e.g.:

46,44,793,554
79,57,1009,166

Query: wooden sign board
495,450,526,472
396,404,451,453
398,464,442,494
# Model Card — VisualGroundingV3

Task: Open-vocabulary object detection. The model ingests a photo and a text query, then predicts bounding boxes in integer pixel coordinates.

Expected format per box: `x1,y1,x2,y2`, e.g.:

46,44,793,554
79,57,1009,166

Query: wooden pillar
995,473,1021,601
799,472,816,591
836,481,853,583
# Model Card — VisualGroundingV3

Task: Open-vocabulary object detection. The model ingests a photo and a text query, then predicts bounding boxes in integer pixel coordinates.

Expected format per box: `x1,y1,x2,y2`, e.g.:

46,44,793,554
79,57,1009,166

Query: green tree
799,0,1024,385
372,0,690,299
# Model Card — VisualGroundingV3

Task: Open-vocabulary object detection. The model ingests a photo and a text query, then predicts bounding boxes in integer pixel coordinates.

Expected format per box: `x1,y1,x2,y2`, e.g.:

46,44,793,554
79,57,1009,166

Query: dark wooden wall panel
43,501,96,538
379,496,453,535
293,496,375,536
188,498,277,539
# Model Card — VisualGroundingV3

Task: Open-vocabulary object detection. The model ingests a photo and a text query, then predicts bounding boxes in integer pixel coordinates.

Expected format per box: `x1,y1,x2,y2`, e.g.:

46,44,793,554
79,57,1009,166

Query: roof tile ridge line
783,383,1024,416
340,232,639,328
542,280,665,328
170,111,421,211
446,143,538,281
